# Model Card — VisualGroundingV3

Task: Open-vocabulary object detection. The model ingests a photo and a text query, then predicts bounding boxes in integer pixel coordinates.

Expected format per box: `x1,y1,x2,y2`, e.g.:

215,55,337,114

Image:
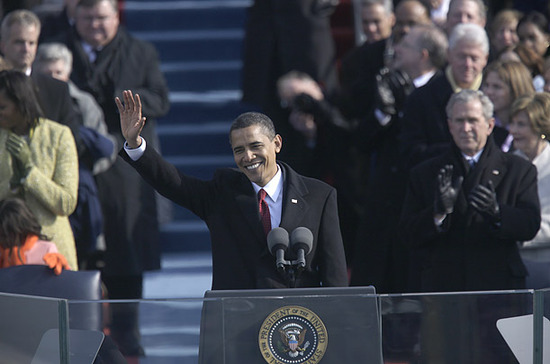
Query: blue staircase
122,0,253,254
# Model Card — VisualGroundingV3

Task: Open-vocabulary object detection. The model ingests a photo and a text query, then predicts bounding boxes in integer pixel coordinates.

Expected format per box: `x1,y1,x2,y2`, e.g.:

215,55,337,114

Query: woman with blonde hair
481,60,535,150
510,92,550,288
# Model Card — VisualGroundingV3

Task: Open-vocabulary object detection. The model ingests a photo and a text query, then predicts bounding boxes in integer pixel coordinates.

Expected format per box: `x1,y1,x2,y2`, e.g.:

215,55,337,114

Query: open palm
115,90,146,148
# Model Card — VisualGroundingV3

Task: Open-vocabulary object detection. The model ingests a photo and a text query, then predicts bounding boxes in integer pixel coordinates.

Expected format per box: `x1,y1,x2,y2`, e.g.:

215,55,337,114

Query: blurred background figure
0,9,82,148
510,92,550,289
240,0,340,142
34,42,116,269
443,0,486,35
481,60,535,150
0,197,70,275
276,70,357,266
399,23,489,168
55,0,170,356
351,23,448,293
517,11,550,59
488,9,522,61
0,70,79,270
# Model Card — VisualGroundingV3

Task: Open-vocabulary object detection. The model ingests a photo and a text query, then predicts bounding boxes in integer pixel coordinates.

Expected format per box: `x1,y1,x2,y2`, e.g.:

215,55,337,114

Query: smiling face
518,22,550,57
448,39,488,88
481,71,511,116
448,99,494,156
509,110,541,159
230,125,282,187
361,4,394,43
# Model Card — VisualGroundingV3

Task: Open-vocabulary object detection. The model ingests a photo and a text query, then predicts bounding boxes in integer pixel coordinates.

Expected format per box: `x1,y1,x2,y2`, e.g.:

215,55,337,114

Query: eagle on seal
279,327,307,357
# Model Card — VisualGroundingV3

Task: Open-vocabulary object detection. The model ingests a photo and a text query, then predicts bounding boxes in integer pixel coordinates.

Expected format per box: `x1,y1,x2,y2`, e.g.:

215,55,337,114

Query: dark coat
338,38,388,120
31,72,81,144
398,72,454,168
400,137,541,292
59,26,170,276
350,71,441,292
121,147,349,290
241,0,339,110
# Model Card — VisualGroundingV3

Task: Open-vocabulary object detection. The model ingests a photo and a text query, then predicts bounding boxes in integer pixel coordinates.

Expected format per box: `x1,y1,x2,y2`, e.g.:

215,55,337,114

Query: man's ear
274,134,282,153
487,116,495,134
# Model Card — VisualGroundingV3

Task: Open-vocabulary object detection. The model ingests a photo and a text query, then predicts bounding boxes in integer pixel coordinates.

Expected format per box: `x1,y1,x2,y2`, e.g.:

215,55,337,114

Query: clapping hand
115,90,146,149
469,180,501,223
434,165,463,216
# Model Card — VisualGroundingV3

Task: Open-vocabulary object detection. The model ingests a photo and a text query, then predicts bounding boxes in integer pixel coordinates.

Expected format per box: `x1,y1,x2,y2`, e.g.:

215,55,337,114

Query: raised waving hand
115,90,146,148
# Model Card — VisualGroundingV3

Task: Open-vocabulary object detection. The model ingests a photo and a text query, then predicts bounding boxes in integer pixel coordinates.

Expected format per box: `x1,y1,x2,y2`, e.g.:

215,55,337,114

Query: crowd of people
241,0,550,294
1,0,550,360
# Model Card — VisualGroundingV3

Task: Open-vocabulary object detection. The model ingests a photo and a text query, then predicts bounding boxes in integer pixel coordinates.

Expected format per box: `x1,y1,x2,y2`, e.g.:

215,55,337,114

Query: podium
198,286,382,363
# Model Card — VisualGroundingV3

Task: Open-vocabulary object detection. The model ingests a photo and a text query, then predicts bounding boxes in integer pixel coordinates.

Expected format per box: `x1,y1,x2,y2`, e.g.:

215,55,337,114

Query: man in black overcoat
116,91,349,290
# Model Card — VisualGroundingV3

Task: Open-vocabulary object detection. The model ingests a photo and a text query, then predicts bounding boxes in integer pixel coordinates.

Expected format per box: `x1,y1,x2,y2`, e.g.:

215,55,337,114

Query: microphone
290,227,313,269
267,227,290,271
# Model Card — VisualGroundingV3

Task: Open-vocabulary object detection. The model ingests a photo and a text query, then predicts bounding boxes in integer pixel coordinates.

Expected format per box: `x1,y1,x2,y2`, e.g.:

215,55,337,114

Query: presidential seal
258,305,328,364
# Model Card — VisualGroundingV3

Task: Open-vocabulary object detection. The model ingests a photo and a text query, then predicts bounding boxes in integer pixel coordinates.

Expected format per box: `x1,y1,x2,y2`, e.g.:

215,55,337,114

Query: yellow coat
0,118,79,269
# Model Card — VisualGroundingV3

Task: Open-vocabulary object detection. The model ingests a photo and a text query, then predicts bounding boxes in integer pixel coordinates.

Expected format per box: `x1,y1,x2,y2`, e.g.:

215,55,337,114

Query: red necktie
258,189,271,236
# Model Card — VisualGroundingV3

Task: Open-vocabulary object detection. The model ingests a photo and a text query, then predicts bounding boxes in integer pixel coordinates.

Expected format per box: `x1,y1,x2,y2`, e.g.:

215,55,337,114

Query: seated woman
509,92,550,288
0,197,70,274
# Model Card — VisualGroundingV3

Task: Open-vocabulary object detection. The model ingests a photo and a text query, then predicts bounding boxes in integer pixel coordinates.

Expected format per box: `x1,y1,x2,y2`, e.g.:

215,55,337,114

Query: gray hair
1,9,41,40
446,89,494,121
410,24,448,70
361,0,393,15
448,0,487,21
34,42,73,75
448,23,489,55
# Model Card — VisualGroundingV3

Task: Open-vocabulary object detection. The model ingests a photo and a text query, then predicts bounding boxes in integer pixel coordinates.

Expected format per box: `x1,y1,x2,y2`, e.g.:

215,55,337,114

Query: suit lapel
280,163,310,230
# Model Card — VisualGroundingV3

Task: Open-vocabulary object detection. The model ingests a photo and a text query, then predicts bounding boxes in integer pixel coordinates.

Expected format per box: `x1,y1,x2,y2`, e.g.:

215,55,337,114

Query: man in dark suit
400,89,540,293
117,90,349,290
351,24,448,293
400,89,538,363
0,10,82,147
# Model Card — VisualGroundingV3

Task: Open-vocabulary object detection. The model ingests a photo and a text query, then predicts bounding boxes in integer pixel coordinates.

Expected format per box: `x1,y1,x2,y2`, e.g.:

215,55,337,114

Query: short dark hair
229,112,276,142
0,70,43,130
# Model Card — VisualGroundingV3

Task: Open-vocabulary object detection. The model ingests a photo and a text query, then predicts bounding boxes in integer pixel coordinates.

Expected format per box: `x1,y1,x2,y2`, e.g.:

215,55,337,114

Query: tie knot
258,188,267,201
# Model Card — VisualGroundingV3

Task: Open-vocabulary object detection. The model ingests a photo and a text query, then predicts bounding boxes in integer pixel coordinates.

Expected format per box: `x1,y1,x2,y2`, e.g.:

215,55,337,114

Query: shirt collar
413,70,436,88
251,164,283,202
445,65,482,93
462,149,483,163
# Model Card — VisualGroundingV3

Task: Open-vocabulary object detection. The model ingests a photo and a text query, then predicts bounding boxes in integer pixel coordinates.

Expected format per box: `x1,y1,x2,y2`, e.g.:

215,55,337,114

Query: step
157,121,232,157
160,221,211,252
162,61,242,93
134,30,245,63
123,1,249,32
158,93,252,125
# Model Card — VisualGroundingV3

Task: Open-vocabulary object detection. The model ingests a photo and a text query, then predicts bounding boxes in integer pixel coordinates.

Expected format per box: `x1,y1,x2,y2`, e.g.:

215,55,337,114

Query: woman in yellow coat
0,70,78,269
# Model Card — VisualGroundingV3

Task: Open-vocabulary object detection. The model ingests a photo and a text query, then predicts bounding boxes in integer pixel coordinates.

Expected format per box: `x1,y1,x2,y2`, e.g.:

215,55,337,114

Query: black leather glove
374,68,414,116
434,165,464,216
469,180,501,224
